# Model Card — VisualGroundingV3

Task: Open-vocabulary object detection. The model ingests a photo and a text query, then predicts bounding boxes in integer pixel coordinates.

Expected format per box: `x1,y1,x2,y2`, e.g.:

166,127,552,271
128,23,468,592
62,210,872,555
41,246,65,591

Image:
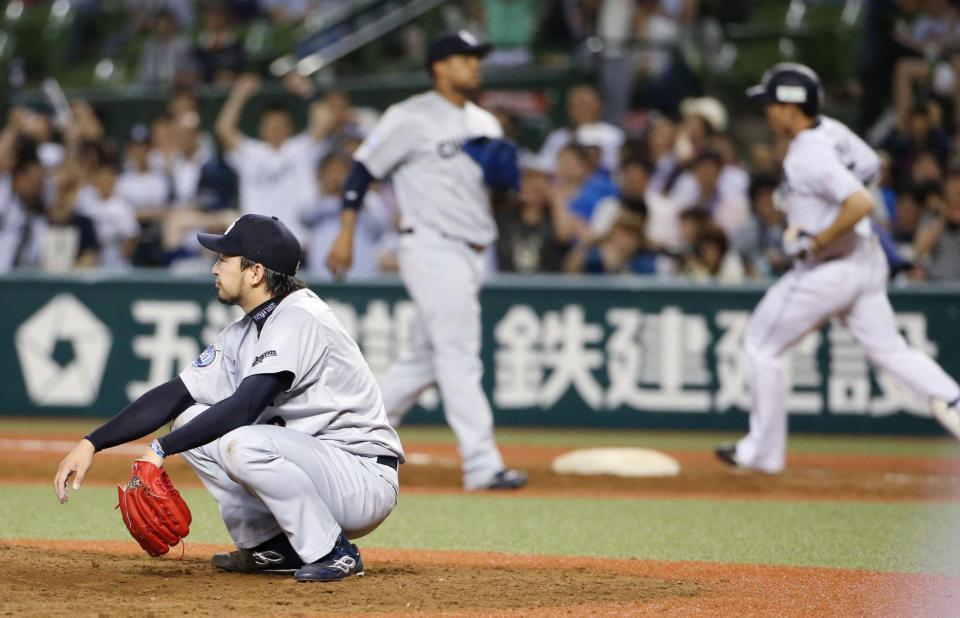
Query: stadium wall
4,273,959,434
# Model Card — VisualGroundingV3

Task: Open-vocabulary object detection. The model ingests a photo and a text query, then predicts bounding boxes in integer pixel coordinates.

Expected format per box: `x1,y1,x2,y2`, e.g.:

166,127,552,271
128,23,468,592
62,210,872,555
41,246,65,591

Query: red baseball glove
117,460,192,557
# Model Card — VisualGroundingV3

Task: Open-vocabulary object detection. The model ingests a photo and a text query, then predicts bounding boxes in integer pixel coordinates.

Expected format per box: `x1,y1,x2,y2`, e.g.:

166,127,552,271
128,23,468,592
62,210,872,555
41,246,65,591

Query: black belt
399,227,485,254
376,455,399,470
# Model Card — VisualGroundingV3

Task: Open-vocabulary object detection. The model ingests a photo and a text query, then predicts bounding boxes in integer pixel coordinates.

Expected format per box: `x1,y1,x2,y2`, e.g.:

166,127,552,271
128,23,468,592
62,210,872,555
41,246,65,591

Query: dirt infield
5,437,959,502
2,540,957,616
5,430,960,615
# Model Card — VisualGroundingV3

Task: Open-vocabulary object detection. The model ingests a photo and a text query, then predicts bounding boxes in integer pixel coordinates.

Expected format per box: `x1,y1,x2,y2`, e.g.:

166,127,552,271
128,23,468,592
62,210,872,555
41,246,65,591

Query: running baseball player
326,31,527,490
54,214,403,581
716,63,960,473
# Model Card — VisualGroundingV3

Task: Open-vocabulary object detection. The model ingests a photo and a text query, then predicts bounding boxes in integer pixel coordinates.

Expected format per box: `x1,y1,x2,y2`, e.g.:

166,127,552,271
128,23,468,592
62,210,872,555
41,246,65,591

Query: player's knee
743,335,778,363
171,404,211,431
217,426,275,480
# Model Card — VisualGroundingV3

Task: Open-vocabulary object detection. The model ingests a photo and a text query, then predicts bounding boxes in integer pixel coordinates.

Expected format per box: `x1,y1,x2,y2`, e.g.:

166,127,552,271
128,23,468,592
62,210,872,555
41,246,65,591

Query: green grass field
3,423,960,578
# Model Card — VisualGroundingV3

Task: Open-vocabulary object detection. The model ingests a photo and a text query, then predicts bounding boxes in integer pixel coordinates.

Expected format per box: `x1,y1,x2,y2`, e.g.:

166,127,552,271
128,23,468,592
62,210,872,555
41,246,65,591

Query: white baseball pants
379,226,506,489
173,405,398,562
736,237,960,473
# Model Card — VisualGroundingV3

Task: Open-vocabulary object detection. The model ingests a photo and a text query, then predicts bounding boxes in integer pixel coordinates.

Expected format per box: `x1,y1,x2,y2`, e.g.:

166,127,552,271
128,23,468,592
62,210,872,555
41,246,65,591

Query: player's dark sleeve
463,137,521,192
156,371,293,455
341,161,375,211
84,378,195,451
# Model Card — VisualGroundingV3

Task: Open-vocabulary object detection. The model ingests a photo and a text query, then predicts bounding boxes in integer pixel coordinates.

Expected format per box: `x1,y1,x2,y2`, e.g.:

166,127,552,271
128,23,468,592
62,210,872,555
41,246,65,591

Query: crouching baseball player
54,214,404,582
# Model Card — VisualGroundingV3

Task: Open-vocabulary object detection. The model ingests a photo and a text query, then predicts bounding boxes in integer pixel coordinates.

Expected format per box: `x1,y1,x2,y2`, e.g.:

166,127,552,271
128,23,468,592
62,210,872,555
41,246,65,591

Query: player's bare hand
326,231,354,280
54,439,95,503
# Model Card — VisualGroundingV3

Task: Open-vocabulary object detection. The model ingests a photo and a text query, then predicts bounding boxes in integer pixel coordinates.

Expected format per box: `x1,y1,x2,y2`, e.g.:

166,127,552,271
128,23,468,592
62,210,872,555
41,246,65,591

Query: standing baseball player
326,31,527,490
716,63,960,473
54,214,403,581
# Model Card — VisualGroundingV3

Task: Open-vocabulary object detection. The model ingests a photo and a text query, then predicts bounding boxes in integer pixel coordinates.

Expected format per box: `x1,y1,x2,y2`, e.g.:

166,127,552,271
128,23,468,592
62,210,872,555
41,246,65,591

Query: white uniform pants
736,237,960,473
173,405,399,563
379,227,505,489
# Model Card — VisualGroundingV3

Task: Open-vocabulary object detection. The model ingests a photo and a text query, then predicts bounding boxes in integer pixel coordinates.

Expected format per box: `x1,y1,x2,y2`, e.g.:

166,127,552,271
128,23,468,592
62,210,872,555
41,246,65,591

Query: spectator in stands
116,124,171,266
681,220,745,283
77,158,140,270
732,174,788,278
40,170,100,272
674,96,727,163
891,0,960,130
591,156,681,251
913,170,960,280
496,160,576,273
116,124,171,220
551,142,592,216
137,9,194,88
0,152,46,272
193,1,246,86
882,102,951,188
260,0,315,24
910,149,944,185
127,0,196,31
215,74,330,244
539,84,625,172
895,182,934,245
302,152,396,278
646,114,679,194
668,149,750,237
566,137,620,230
169,110,216,207
564,209,661,275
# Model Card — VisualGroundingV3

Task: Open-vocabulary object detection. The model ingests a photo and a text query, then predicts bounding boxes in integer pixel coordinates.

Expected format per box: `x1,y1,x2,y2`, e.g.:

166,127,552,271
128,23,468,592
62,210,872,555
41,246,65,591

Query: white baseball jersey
817,115,880,186
226,135,323,245
354,91,503,246
780,119,874,257
730,113,960,473
179,288,404,461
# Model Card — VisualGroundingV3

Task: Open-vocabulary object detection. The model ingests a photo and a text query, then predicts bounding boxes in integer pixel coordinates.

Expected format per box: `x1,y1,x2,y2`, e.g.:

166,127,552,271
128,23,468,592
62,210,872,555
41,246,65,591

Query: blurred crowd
1,0,958,282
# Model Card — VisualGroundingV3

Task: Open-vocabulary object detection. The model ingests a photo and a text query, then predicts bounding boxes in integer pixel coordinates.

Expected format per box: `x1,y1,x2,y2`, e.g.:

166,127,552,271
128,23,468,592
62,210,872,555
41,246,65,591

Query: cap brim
745,84,767,101
197,232,240,255
472,42,494,58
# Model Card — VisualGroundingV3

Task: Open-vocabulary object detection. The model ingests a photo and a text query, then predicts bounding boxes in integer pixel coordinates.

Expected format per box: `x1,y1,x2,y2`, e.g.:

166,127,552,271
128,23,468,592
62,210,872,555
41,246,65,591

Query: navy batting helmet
746,63,823,117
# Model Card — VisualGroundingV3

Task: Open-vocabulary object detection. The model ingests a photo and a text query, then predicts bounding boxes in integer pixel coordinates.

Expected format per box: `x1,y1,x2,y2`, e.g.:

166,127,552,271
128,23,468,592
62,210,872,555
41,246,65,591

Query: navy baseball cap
746,63,822,116
198,214,302,276
426,31,492,68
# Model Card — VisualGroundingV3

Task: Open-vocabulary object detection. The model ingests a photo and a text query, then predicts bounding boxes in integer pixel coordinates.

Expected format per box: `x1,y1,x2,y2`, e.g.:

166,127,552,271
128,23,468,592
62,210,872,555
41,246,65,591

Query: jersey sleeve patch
192,345,218,368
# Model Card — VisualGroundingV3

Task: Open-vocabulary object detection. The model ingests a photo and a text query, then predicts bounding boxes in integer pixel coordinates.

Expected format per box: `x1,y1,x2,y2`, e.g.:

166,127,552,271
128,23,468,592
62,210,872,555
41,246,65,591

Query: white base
551,448,681,478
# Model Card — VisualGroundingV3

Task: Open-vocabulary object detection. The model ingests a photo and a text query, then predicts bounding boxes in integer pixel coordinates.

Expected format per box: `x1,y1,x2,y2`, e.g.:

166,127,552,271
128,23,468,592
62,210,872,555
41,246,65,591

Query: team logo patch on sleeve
192,345,218,368
252,350,278,367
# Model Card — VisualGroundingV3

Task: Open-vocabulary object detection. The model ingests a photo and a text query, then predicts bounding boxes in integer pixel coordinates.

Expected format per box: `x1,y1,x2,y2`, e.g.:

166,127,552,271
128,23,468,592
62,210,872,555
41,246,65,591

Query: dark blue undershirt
85,297,292,455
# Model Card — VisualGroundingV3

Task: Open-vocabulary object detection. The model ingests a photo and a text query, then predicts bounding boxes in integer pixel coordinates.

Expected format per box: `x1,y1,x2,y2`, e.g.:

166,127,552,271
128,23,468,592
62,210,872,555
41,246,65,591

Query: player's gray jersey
354,91,503,246
780,118,873,258
179,288,404,461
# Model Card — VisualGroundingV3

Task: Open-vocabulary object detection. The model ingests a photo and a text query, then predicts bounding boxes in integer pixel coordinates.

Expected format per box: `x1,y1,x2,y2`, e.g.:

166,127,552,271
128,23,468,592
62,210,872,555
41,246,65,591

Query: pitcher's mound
552,448,681,478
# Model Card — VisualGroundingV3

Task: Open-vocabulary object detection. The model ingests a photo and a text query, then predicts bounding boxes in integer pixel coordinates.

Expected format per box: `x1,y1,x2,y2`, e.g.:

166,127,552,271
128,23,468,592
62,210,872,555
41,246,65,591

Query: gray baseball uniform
176,288,403,561
353,91,508,489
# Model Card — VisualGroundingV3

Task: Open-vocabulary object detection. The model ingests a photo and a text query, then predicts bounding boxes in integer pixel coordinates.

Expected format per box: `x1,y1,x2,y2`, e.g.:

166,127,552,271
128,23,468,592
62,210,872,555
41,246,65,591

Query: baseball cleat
714,444,743,469
294,533,364,582
931,397,960,441
212,532,304,574
211,548,304,574
485,468,528,490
